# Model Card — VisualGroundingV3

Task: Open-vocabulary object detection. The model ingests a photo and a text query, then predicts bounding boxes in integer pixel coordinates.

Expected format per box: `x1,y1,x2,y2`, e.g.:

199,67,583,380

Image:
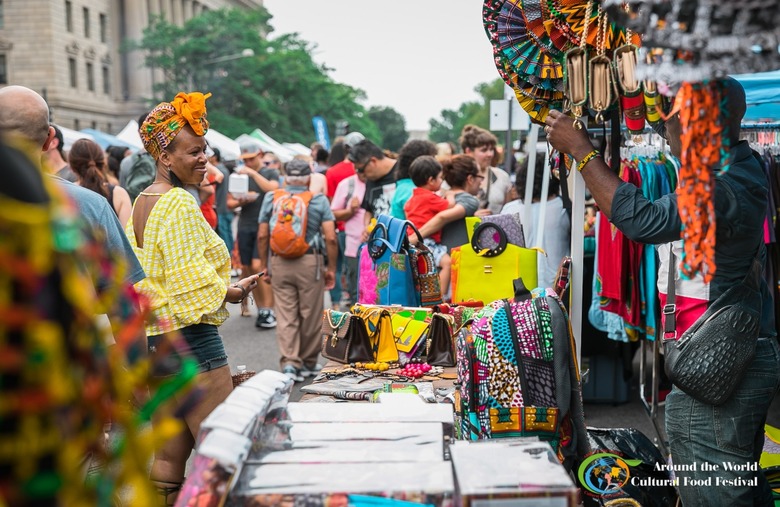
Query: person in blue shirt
545,78,779,506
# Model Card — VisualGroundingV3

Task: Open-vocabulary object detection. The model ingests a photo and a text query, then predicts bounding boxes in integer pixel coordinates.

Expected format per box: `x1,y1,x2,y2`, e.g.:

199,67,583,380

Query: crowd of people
1,78,774,507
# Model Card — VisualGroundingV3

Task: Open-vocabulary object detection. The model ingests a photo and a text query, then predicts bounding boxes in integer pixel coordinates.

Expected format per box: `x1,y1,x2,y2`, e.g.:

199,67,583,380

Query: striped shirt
126,188,230,336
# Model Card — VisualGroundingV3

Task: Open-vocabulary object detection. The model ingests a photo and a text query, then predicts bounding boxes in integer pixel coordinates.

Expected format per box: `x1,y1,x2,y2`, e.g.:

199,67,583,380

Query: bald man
0,85,145,311
546,78,778,506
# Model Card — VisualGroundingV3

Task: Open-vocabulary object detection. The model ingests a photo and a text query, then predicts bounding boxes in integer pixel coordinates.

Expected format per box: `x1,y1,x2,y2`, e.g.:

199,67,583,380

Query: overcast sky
262,0,500,131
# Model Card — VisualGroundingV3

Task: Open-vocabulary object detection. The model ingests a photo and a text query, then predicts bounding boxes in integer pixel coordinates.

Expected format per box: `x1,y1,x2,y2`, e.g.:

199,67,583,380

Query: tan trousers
270,254,324,369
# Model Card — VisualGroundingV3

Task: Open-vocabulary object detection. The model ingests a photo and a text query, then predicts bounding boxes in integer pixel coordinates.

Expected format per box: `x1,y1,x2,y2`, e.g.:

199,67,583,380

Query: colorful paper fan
484,0,565,122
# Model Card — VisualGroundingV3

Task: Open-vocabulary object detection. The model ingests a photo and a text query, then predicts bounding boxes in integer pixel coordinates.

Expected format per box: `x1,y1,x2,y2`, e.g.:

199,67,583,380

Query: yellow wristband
576,149,601,172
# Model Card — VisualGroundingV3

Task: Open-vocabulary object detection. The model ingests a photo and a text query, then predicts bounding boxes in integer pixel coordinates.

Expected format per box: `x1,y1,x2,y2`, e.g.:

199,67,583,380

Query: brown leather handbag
321,310,373,364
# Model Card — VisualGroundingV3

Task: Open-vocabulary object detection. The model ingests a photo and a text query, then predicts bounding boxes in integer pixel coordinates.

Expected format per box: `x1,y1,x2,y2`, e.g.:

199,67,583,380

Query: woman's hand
229,274,260,303
475,208,492,217
238,274,260,293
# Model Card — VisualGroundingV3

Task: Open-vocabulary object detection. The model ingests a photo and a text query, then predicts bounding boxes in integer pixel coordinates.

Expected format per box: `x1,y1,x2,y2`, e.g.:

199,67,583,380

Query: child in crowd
404,155,453,299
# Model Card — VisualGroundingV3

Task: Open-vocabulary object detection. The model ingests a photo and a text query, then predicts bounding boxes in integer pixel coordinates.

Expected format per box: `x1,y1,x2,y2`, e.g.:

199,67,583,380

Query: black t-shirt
360,165,397,217
236,167,280,231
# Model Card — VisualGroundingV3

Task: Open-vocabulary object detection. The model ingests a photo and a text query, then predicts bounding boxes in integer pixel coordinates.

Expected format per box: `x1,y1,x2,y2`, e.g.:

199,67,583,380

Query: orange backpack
269,189,314,259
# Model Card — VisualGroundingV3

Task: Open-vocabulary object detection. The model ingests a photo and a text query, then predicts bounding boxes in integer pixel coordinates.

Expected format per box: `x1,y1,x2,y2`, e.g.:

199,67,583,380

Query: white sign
489,99,531,132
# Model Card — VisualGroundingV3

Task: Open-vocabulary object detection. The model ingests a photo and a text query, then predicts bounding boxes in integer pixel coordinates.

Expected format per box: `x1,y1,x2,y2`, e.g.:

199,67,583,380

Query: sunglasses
263,160,278,166
354,159,371,174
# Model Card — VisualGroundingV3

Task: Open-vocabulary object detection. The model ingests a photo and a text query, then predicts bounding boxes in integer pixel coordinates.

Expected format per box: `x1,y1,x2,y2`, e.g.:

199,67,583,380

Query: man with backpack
257,158,337,382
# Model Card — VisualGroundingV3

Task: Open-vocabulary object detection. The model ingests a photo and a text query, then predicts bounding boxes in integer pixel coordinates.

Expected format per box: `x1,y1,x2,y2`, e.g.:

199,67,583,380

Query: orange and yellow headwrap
139,91,211,160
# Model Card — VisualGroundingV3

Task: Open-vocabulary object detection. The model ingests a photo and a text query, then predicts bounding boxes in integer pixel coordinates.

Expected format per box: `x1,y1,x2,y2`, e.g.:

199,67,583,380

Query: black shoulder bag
662,246,763,406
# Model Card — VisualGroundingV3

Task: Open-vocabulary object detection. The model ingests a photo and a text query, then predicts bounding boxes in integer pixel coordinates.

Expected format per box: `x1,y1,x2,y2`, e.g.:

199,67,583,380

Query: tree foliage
135,8,386,145
367,106,408,152
428,78,507,146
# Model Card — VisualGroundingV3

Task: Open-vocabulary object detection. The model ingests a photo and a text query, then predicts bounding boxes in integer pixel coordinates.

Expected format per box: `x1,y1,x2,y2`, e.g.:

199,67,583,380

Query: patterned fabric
139,92,211,161
675,81,727,283
457,293,567,450
0,144,197,505
126,188,230,336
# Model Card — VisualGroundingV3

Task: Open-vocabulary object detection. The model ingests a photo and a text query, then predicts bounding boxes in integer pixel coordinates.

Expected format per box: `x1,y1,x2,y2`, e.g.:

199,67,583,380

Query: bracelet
576,149,601,172
229,283,248,304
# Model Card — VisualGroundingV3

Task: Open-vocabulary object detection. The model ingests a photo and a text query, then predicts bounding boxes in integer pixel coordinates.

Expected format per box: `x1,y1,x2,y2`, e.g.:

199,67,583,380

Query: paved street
220,292,321,400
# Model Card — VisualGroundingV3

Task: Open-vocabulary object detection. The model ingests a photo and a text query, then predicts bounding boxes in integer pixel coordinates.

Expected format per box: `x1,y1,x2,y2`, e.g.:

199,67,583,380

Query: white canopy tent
204,129,241,161
116,119,242,162
116,120,144,150
59,126,94,151
283,142,311,156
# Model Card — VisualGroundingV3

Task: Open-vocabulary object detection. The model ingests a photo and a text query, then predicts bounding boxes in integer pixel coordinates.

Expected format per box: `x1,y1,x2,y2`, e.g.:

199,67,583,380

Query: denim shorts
148,323,228,377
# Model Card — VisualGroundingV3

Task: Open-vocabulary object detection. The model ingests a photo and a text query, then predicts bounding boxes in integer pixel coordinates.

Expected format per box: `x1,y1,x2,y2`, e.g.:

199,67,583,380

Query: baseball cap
343,131,365,148
239,140,263,160
285,158,312,177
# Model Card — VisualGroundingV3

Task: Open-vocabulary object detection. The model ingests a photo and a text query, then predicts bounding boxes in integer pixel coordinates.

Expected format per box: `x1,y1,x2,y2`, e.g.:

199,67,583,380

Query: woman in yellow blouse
126,92,260,505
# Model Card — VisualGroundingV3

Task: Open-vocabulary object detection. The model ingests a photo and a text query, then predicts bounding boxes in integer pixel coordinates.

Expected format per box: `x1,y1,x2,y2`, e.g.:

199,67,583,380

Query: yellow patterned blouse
126,187,230,336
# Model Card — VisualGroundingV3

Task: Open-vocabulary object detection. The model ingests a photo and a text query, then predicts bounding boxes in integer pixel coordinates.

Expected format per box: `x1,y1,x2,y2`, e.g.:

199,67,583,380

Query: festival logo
578,452,643,496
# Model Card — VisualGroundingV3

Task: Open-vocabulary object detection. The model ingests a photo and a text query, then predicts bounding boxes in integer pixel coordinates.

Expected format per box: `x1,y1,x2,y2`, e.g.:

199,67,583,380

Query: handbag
409,241,443,308
662,246,763,406
427,313,456,367
391,313,429,366
352,305,399,363
452,221,538,303
477,213,526,248
320,310,373,364
357,215,421,307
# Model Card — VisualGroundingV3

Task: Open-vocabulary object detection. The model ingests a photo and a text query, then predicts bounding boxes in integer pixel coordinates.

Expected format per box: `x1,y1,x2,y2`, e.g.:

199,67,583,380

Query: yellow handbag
352,306,399,363
391,313,430,365
452,218,538,303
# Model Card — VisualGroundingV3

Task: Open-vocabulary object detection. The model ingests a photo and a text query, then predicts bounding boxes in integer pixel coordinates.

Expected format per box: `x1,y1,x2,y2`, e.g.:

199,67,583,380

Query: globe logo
578,452,643,495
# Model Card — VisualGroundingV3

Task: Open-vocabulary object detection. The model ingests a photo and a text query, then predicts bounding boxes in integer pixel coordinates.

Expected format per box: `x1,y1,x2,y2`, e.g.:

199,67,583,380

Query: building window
102,65,110,95
74,119,80,130
107,122,112,133
68,57,77,88
99,13,107,43
91,121,97,129
86,62,94,91
65,1,73,32
0,0,5,29
0,55,7,85
83,7,90,38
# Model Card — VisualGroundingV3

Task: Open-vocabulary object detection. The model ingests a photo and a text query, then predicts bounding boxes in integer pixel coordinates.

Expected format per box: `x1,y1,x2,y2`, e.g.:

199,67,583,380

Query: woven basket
231,370,257,388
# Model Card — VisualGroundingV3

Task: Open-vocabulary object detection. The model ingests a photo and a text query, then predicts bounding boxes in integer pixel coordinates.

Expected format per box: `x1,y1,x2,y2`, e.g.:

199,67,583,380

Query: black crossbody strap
663,247,677,340
663,243,762,341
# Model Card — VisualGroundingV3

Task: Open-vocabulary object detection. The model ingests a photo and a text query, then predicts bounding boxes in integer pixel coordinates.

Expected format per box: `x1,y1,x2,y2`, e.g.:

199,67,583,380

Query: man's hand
349,197,360,211
543,110,595,160
324,270,336,290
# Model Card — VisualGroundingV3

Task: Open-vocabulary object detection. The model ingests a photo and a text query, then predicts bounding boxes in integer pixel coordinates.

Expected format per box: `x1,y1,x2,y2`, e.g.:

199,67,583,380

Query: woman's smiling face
160,126,208,185
466,144,495,170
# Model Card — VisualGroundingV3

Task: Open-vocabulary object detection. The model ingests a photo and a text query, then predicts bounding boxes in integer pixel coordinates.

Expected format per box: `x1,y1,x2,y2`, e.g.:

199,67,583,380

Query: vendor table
299,360,458,403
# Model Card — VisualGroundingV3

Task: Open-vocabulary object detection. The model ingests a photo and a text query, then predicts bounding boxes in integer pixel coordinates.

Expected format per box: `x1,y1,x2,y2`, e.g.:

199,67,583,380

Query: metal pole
522,124,540,245
505,97,513,173
570,162,585,368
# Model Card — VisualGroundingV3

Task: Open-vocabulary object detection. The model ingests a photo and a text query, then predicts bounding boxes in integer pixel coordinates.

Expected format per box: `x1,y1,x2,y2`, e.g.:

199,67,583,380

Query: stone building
0,0,262,133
